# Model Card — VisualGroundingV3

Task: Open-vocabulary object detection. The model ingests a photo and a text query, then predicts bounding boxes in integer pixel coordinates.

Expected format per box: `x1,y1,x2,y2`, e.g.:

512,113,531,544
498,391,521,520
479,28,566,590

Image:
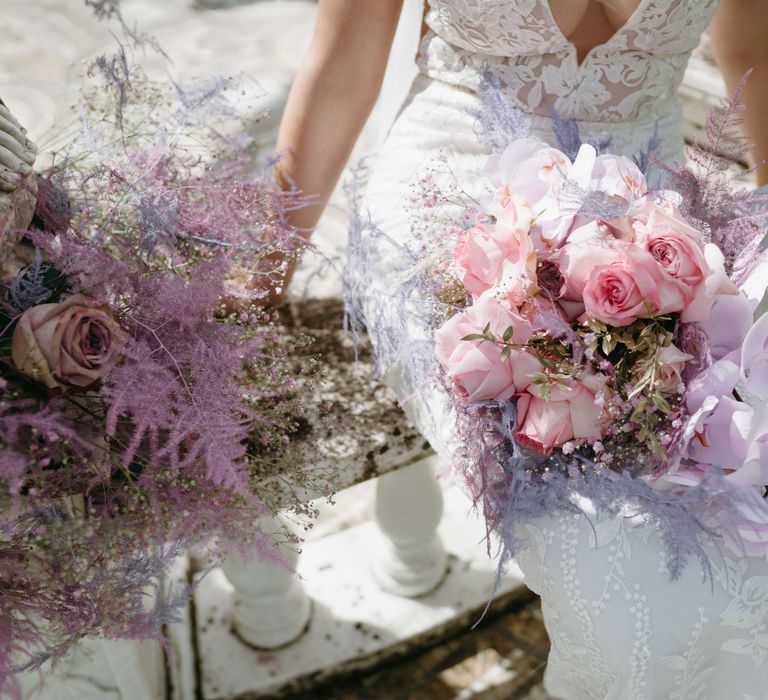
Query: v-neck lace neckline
543,0,649,67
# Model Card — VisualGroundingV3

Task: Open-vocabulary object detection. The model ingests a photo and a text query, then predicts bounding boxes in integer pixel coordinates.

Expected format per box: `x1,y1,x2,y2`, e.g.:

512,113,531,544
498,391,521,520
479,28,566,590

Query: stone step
188,483,529,700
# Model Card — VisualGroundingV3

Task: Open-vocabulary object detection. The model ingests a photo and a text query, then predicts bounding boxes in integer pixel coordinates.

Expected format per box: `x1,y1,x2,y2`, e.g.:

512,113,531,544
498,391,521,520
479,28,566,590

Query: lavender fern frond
6,249,54,315
474,72,531,149
549,105,582,162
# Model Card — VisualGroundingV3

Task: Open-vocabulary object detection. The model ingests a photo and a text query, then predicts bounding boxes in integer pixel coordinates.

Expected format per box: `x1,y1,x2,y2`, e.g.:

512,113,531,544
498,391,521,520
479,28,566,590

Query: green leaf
461,333,485,342
502,326,514,342
500,346,512,362
651,393,671,414
630,400,648,423
602,335,617,355
648,434,669,462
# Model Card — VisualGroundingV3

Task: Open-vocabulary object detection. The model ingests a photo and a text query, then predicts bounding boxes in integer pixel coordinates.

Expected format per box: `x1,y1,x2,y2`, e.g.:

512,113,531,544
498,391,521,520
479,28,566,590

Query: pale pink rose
683,243,739,322
453,222,537,304
453,222,500,297
637,203,738,322
558,239,636,321
12,298,128,390
582,243,689,326
435,294,541,403
515,376,606,454
655,344,693,395
556,240,615,321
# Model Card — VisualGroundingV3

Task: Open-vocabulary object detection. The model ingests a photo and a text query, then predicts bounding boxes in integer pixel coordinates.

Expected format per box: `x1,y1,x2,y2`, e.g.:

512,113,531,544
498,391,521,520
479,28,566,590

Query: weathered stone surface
266,297,433,507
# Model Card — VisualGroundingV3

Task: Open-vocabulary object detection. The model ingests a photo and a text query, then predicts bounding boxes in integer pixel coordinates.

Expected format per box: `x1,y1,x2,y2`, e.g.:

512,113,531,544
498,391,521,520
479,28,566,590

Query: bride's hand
217,252,299,316
0,100,37,191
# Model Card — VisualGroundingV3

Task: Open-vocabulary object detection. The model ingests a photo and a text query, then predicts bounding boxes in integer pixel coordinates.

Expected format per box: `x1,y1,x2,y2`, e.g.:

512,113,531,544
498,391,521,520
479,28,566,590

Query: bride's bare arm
275,0,404,234
709,0,768,186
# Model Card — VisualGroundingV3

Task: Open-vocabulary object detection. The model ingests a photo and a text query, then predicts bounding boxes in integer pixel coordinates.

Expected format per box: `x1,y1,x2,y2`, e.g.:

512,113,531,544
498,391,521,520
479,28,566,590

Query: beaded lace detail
515,509,768,699
420,0,720,122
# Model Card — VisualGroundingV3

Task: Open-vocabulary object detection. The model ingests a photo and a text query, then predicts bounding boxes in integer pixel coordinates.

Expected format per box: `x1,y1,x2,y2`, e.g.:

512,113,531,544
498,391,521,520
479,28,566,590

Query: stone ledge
264,298,433,507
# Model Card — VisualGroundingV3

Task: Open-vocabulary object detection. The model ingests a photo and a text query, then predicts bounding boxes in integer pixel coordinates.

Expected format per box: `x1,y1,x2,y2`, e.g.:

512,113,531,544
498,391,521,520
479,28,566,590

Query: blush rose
515,375,606,454
453,221,537,304
435,293,541,403
561,241,689,326
637,203,737,322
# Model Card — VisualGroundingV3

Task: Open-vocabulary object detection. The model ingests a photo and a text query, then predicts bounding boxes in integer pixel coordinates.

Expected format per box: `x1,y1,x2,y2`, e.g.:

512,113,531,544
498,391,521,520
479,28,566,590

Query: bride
275,2,768,698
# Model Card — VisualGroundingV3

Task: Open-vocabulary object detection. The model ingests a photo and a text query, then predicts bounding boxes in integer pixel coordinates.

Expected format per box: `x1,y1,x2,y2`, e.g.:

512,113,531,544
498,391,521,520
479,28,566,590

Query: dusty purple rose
536,258,565,299
11,299,128,390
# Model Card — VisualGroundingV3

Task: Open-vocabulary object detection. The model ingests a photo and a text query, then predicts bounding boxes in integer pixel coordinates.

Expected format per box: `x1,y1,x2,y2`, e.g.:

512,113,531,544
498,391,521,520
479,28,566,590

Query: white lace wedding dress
363,1,768,698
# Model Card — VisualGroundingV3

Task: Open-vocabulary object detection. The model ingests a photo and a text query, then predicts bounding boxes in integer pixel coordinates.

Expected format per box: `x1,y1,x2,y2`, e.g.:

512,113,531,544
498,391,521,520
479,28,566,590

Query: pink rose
453,222,537,304
557,240,619,321
435,294,541,403
515,376,606,454
637,204,738,322
581,243,689,326
12,298,129,390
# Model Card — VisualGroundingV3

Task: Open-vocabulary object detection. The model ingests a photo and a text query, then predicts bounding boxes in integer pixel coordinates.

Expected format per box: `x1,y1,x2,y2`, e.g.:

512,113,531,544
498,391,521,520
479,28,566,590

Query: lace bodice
421,0,721,122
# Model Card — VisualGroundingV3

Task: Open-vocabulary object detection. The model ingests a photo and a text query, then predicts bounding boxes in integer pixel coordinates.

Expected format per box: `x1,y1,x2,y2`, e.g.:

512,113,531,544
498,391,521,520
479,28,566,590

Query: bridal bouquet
346,76,768,578
0,67,324,690
436,137,768,557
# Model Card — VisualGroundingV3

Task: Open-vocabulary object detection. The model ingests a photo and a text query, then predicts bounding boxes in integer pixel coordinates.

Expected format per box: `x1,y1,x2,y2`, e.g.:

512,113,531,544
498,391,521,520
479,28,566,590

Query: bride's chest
425,0,720,57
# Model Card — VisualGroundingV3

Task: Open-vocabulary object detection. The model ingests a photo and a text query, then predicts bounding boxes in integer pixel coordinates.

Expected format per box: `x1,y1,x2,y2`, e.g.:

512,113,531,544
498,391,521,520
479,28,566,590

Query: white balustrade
220,514,312,649
371,455,449,597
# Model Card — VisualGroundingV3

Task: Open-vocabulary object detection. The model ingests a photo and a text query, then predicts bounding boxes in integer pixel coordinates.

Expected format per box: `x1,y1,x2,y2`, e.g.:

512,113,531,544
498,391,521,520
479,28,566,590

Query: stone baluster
221,513,312,649
15,638,164,700
371,454,448,597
